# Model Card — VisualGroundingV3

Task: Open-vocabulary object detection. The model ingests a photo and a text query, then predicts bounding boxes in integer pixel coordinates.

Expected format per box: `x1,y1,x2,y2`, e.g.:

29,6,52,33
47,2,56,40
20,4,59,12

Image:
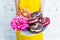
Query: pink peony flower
10,16,29,31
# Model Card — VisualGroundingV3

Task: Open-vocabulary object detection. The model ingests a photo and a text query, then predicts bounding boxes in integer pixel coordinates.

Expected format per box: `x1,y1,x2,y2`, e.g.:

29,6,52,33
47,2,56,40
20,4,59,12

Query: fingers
17,9,31,18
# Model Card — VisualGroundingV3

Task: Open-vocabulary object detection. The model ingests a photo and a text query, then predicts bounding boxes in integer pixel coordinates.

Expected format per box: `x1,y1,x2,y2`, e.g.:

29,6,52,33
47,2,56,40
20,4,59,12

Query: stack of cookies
17,9,50,34
29,12,44,33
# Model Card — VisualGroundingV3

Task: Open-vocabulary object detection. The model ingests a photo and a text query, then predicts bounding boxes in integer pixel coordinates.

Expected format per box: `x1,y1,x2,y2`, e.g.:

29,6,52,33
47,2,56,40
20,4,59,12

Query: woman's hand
17,9,31,18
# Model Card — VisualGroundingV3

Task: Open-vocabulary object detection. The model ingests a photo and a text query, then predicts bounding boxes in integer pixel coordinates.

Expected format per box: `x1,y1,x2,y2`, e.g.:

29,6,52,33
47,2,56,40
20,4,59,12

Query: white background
0,0,16,40
43,0,60,40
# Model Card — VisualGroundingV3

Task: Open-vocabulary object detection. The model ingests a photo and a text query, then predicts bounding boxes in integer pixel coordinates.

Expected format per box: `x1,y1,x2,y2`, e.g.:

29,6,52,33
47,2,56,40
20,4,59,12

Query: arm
39,0,45,18
14,0,20,15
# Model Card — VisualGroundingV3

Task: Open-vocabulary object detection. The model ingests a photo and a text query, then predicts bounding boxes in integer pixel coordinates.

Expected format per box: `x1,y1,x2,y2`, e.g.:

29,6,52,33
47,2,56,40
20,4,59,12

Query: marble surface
0,0,60,40
43,0,60,40
0,0,16,40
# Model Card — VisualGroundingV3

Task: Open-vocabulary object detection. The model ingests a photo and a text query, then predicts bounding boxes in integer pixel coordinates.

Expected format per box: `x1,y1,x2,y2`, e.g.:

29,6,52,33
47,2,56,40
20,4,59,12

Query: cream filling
29,19,38,23
30,28,42,32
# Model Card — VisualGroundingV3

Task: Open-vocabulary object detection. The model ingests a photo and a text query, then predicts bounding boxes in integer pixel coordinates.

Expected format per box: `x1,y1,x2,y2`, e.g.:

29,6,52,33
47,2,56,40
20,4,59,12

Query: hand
17,8,31,18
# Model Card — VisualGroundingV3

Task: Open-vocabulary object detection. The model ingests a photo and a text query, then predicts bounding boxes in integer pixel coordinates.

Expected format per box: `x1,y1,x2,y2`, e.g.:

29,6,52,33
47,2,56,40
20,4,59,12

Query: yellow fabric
16,31,43,40
19,0,41,13
16,0,43,40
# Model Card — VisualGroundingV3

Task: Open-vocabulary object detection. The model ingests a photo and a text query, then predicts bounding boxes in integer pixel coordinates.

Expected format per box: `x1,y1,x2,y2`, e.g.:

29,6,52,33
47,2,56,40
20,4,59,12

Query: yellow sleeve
19,0,41,13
